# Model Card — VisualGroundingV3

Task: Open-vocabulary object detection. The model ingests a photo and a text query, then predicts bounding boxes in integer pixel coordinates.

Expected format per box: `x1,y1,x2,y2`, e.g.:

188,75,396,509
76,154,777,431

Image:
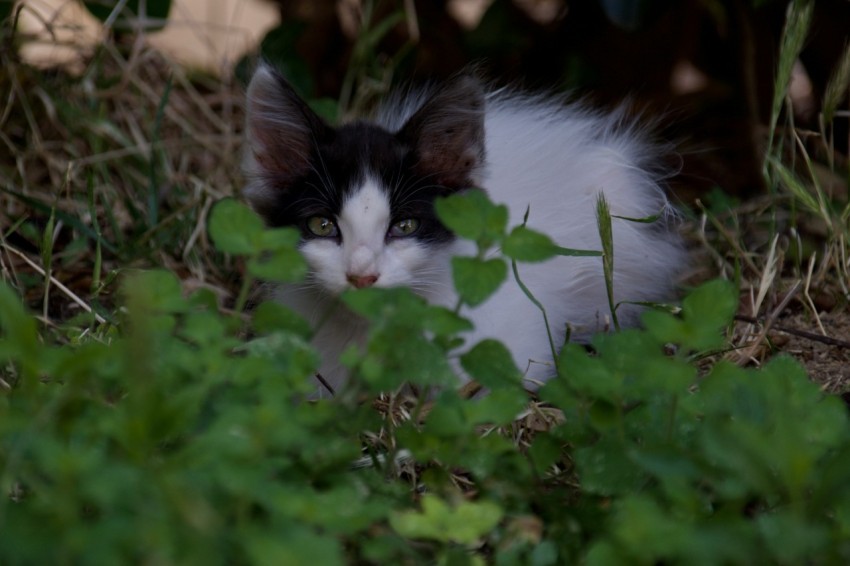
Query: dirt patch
729,301,850,393
773,310,850,393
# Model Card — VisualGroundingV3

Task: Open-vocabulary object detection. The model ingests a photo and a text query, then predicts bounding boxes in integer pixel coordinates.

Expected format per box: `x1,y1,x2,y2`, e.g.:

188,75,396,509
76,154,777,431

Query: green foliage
764,0,813,165
435,190,602,311
208,198,307,311
596,194,619,330
4,191,850,563
390,495,504,545
643,278,738,352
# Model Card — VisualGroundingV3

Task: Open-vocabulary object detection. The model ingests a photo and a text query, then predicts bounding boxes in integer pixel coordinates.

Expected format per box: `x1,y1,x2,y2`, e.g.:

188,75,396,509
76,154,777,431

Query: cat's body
243,64,686,395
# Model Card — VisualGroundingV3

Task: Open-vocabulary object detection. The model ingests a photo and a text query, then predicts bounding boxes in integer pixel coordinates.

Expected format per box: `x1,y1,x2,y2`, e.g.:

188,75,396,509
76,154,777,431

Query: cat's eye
389,218,420,238
306,216,338,238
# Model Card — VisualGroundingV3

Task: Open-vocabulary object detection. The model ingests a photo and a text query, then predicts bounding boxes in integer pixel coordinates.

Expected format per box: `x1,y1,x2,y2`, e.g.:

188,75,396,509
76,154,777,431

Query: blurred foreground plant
2,195,850,564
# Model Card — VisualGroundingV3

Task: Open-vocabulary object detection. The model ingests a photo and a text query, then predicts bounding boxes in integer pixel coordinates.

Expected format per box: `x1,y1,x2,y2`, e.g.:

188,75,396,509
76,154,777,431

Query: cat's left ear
242,63,331,216
398,75,486,188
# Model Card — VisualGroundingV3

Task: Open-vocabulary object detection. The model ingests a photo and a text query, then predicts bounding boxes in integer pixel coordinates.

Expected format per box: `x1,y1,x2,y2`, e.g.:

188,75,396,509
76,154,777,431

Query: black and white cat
242,63,686,396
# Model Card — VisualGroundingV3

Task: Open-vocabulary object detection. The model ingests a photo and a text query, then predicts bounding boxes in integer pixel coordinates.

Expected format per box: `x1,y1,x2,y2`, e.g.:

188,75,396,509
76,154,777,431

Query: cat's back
482,91,671,228
376,85,670,228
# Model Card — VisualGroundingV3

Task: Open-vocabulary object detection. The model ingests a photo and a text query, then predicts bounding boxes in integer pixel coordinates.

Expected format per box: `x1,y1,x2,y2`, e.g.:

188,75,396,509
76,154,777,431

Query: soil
774,310,850,393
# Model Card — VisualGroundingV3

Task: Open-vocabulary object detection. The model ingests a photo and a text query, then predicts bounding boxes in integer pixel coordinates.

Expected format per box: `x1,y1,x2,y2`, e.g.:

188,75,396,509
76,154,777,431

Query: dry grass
1,23,246,332
689,139,850,392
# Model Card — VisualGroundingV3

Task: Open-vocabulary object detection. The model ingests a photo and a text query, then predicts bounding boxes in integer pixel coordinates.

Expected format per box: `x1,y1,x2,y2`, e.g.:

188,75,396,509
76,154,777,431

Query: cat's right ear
397,74,486,189
243,64,329,208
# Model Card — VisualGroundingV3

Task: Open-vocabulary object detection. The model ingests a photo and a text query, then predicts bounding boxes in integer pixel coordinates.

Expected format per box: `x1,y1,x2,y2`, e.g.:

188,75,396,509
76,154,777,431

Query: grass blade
511,258,559,373
822,40,850,126
764,1,813,168
596,193,620,331
148,74,173,228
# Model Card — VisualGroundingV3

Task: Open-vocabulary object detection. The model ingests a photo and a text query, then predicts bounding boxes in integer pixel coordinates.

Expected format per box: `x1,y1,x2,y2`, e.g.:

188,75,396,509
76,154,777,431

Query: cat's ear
398,75,486,188
243,64,330,209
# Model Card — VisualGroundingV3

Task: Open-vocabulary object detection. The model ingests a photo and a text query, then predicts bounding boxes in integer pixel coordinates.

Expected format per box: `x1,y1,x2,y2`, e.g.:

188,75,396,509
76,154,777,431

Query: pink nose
346,274,379,289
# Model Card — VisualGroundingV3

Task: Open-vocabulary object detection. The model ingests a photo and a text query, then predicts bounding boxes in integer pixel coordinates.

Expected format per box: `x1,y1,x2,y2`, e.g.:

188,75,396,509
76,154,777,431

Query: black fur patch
260,121,466,245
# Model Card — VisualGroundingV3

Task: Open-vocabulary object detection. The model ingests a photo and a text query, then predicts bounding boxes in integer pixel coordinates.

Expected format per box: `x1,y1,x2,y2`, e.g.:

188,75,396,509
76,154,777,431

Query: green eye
306,216,338,238
389,218,420,238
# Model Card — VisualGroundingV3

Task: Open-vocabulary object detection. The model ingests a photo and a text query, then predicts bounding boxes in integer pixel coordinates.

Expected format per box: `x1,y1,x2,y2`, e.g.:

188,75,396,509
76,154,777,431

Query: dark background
256,0,850,205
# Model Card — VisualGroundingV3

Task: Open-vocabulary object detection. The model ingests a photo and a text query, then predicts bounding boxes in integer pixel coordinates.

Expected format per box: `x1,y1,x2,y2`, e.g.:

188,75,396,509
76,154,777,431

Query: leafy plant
3,1,850,561
3,192,850,564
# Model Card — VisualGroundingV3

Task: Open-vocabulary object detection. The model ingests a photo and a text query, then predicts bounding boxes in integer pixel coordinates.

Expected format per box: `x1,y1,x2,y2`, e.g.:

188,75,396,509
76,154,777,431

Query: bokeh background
14,0,850,204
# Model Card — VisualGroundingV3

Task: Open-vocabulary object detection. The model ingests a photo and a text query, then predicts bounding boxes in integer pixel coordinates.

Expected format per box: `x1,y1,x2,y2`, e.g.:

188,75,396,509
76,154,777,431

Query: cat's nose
346,273,379,289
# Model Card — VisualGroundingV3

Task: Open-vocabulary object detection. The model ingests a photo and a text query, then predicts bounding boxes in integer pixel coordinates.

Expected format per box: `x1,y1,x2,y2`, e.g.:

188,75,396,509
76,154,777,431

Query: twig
734,314,850,349
458,379,482,399
765,279,802,333
315,372,335,396
803,253,828,335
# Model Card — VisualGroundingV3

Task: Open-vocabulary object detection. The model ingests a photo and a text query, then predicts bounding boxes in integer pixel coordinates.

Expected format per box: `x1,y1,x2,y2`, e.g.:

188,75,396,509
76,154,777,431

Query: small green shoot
596,193,619,330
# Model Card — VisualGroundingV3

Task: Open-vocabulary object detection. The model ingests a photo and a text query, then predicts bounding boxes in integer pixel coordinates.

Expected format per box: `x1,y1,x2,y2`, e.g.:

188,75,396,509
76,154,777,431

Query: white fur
265,91,686,395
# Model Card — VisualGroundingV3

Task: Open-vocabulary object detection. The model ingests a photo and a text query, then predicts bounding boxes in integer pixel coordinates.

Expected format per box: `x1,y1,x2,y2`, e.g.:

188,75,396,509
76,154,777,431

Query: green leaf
452,256,507,307
343,286,425,322
180,310,228,346
389,495,503,544
358,333,456,390
586,541,624,566
464,388,528,426
558,343,622,397
502,226,559,262
247,247,307,283
681,279,737,330
256,227,301,250
244,526,343,566
421,392,468,437
592,329,695,395
575,437,645,496
121,269,187,313
644,279,737,352
252,301,312,339
277,486,390,534
629,445,702,485
527,434,564,472
435,190,508,244
0,282,40,375
422,307,474,338
342,288,459,389
208,198,265,255
756,512,829,564
242,331,318,382
460,339,522,389
693,356,849,500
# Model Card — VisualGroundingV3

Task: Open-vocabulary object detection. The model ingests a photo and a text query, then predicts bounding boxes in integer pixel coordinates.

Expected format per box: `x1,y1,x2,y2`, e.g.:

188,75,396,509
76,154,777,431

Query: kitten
242,63,686,396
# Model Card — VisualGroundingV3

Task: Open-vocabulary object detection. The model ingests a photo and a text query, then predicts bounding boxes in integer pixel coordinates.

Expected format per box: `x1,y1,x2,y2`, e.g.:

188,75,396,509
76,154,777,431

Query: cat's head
243,63,486,295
